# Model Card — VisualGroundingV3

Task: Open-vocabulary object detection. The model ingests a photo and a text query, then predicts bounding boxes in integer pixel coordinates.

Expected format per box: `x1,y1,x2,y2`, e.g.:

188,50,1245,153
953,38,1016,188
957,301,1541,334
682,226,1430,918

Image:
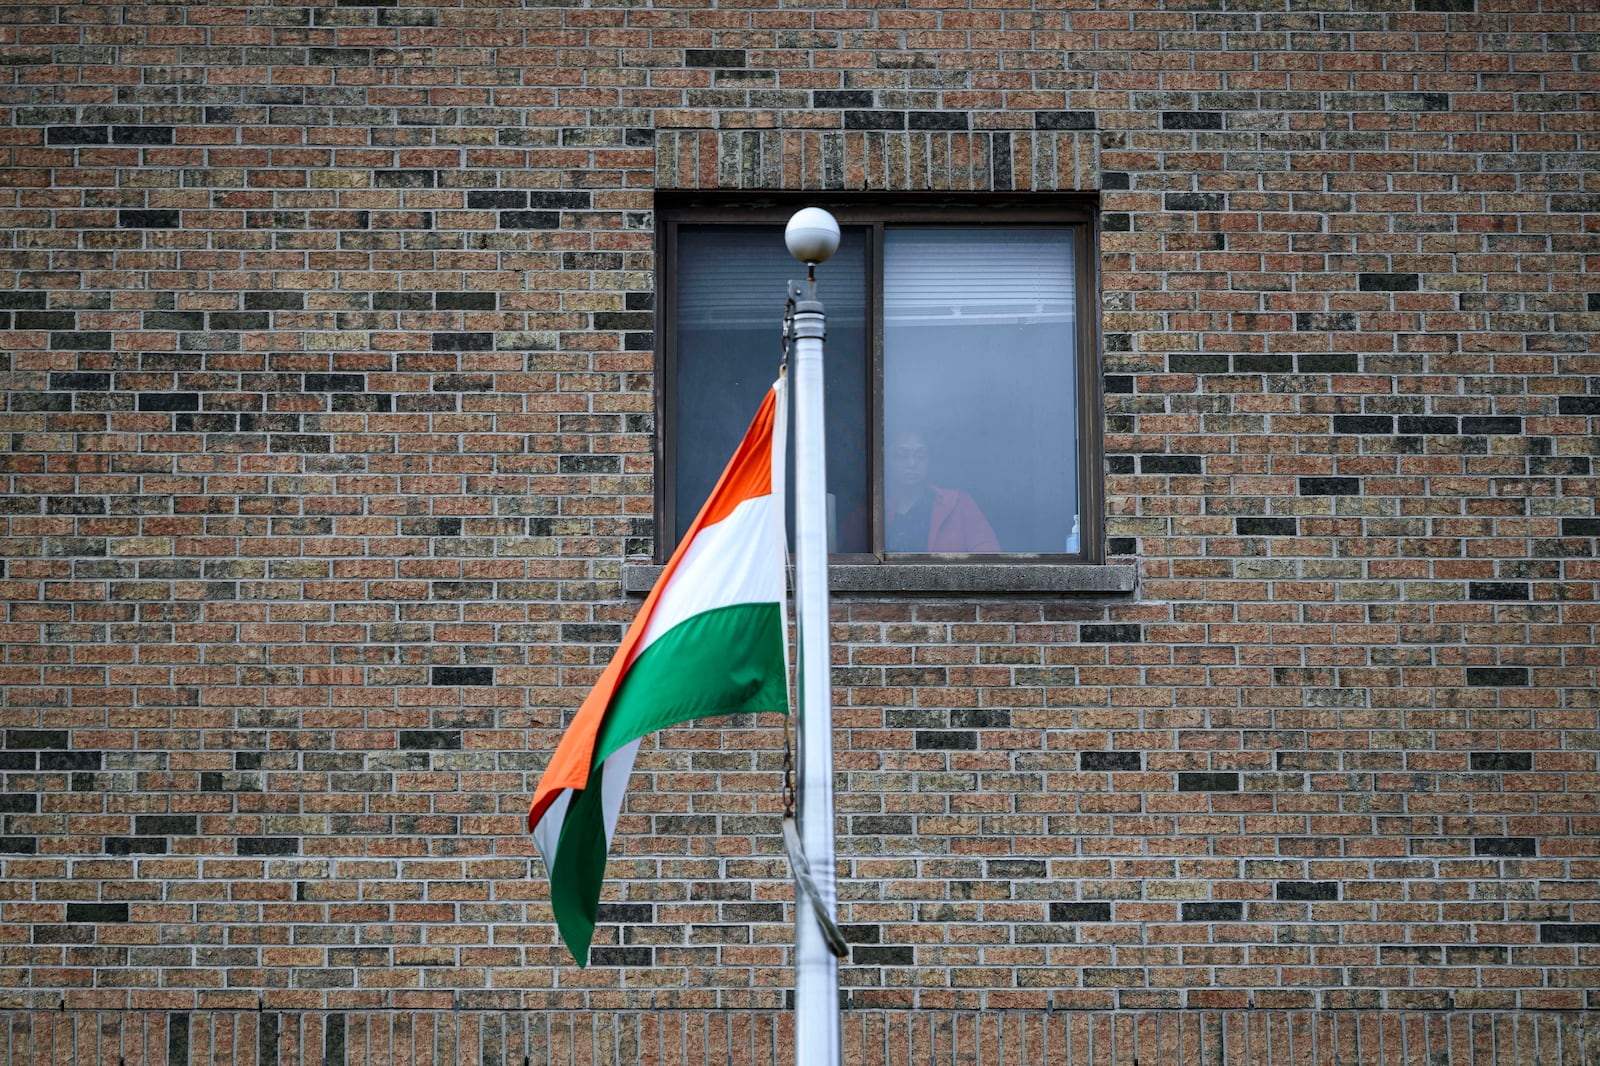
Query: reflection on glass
674,225,870,551
882,228,1079,554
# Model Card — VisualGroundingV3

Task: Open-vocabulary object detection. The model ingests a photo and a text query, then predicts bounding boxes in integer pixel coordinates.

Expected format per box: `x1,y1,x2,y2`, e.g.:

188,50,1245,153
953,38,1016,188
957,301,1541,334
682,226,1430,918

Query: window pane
882,228,1079,555
673,225,870,552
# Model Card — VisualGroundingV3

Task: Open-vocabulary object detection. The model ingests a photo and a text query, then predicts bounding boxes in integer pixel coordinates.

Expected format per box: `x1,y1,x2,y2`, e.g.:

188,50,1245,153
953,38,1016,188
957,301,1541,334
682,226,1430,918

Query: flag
529,379,790,966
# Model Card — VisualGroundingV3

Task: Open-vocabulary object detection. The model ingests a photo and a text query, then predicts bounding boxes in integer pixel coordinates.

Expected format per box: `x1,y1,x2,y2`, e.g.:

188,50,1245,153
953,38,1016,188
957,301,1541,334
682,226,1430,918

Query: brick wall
1,0,1598,1057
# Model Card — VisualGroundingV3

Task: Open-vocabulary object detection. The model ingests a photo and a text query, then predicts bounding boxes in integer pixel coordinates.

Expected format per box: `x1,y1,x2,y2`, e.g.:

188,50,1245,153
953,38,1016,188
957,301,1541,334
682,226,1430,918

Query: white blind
677,226,868,328
884,228,1075,325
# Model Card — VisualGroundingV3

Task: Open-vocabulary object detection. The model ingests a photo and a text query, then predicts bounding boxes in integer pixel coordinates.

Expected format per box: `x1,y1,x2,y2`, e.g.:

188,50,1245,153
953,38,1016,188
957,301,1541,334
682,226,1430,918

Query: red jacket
924,485,1000,553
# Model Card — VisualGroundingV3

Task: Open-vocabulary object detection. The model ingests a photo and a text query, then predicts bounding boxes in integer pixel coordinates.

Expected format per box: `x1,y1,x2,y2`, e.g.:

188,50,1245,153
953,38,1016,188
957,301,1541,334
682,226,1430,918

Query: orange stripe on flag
527,385,779,831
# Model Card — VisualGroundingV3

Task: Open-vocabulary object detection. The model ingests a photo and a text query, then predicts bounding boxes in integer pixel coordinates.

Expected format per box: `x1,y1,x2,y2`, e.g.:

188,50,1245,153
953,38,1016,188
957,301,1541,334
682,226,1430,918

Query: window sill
621,562,1137,596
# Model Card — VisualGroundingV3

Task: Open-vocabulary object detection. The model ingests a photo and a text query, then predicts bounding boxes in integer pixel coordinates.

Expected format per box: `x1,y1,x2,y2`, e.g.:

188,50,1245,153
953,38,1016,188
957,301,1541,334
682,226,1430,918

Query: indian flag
529,379,790,966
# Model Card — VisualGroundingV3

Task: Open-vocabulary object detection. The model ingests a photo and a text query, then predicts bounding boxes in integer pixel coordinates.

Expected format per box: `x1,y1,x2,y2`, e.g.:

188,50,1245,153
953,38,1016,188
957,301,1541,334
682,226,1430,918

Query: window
657,196,1101,565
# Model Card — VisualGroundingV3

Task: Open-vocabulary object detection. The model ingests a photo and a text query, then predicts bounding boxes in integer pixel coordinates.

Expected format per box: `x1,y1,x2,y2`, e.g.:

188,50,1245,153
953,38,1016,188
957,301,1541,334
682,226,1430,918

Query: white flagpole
785,208,842,1066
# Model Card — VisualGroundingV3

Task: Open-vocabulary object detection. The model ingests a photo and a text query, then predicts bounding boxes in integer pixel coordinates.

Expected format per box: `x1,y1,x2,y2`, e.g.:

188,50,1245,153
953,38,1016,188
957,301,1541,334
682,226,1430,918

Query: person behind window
883,429,1000,553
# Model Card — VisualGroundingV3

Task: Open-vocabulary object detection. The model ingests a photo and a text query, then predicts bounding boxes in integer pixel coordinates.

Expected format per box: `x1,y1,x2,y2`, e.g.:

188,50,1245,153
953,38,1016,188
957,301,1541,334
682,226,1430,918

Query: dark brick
1080,625,1141,643
1465,667,1529,687
51,332,112,350
40,751,100,770
851,816,913,836
0,838,37,854
1276,882,1338,901
1164,193,1224,212
47,126,109,144
1474,837,1535,857
1462,416,1521,434
144,311,204,330
844,111,906,130
1104,375,1133,394
1298,477,1360,496
1359,273,1420,291
323,1014,344,1066
852,946,913,966
1469,582,1529,601
813,91,874,108
625,292,654,311
594,312,653,330
501,211,561,229
244,291,304,311
208,312,269,331
1550,195,1600,213
1470,752,1532,771
596,903,653,923
430,667,493,687
1178,772,1239,792
0,292,47,309
561,624,621,643
1182,902,1243,921
1235,518,1297,537
1561,518,1600,536
304,374,365,393
1332,416,1394,434
526,192,592,209
431,332,493,351
915,731,977,750
434,292,498,311
66,903,129,922
119,210,181,228
399,730,462,750
0,752,34,769
1049,902,1112,922
112,125,175,145
1169,355,1230,374
258,1013,278,1066
17,311,75,330
1080,751,1141,772
49,372,111,390
376,170,434,187
7,730,68,749
1540,924,1600,944
169,1014,189,1066
467,191,527,210
1391,92,1450,111
909,111,968,130
107,837,168,855
1294,312,1358,331
136,815,197,836
1589,293,1600,312
0,794,37,813
685,49,745,67
138,393,200,412
1416,0,1472,9
1162,112,1223,130
588,947,653,966
1140,455,1201,474
238,838,300,856
1398,416,1458,434
1233,354,1292,373
560,455,620,474
1035,111,1095,130
1557,396,1600,415
1297,354,1359,373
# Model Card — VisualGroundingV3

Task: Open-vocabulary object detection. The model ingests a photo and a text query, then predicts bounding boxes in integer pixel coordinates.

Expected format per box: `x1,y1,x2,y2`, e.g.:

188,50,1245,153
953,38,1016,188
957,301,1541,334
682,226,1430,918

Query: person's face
886,431,929,492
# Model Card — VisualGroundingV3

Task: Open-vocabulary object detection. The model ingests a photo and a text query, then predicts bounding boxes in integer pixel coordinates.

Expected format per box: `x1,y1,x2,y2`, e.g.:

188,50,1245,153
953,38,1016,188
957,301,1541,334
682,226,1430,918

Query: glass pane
882,228,1079,555
673,224,870,552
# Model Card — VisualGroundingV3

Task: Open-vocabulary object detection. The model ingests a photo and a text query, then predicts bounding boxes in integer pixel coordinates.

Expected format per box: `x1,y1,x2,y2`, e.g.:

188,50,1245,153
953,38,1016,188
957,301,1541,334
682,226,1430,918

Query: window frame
655,192,1103,567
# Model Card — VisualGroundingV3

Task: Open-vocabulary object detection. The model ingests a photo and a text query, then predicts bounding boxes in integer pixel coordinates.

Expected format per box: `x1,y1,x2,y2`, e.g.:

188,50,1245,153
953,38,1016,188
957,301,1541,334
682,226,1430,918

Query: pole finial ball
785,208,840,265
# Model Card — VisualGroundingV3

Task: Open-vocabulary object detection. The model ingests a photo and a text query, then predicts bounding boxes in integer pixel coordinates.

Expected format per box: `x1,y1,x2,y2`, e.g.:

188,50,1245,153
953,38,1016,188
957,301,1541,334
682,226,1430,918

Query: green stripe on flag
551,600,787,964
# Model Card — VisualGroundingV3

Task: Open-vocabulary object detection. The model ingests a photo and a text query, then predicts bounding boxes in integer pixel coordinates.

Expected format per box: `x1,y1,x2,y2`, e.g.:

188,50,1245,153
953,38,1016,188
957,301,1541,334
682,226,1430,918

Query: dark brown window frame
654,191,1104,570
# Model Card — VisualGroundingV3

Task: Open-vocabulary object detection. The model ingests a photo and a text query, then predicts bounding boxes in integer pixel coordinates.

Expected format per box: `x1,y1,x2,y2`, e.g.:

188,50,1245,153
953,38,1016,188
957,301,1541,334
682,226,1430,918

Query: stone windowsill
621,562,1137,596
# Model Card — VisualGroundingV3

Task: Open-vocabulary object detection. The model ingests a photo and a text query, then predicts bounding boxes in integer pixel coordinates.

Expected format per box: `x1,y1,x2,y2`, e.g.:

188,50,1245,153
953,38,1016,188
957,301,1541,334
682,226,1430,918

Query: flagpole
785,208,842,1066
